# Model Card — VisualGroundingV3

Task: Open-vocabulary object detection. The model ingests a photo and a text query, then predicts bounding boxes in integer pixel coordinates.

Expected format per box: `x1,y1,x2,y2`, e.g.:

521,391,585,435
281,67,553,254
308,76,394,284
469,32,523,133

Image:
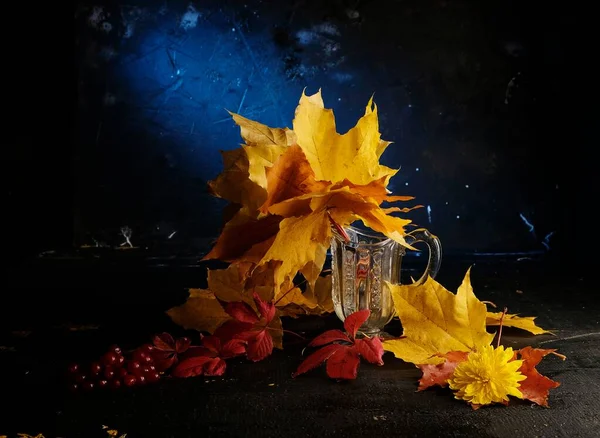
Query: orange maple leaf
517,346,566,407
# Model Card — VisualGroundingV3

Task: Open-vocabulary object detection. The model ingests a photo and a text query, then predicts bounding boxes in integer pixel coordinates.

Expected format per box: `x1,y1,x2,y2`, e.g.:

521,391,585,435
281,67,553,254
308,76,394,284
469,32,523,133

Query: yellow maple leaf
486,312,553,335
208,148,266,214
383,269,495,365
205,89,419,306
293,89,397,185
276,274,334,317
166,288,231,334
258,209,332,291
228,112,296,190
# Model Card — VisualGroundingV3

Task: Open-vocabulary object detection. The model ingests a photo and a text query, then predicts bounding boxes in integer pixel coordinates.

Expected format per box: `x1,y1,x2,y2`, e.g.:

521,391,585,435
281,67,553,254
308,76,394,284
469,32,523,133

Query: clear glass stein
330,226,442,336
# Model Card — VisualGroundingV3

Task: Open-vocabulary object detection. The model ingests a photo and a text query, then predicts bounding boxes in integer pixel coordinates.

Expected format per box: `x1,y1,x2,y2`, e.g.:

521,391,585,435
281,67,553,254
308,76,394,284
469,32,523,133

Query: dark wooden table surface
2,253,599,438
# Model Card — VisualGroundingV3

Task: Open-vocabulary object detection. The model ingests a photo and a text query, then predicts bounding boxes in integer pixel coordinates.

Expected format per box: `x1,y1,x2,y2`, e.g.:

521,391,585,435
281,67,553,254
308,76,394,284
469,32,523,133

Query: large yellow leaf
486,312,553,335
229,112,295,190
276,275,334,318
257,209,332,292
166,288,231,334
208,148,266,213
383,269,495,365
292,89,397,185
259,144,329,214
202,210,282,262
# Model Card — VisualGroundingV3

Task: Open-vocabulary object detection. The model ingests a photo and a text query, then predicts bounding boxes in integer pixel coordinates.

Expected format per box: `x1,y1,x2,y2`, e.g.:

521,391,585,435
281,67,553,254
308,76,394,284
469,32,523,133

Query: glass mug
330,226,442,336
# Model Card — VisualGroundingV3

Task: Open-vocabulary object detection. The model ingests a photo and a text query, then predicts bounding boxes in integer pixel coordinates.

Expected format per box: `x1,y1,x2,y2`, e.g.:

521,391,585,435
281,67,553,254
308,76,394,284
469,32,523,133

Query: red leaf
175,337,191,354
181,346,215,360
151,350,177,372
343,309,371,340
517,346,564,407
201,335,221,353
325,345,361,380
355,337,384,365
243,329,273,362
253,291,276,323
214,320,254,341
153,332,176,351
308,329,351,347
221,338,247,359
225,301,261,324
172,355,214,378
204,357,227,376
417,351,469,391
292,344,342,378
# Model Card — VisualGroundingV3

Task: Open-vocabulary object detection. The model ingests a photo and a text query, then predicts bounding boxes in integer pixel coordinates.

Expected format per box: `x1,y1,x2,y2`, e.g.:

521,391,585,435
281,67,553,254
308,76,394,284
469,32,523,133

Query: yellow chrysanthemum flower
448,345,526,406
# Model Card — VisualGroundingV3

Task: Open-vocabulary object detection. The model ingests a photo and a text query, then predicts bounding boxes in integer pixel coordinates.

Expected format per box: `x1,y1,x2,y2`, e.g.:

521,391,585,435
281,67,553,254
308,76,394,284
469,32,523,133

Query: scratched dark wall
9,0,593,263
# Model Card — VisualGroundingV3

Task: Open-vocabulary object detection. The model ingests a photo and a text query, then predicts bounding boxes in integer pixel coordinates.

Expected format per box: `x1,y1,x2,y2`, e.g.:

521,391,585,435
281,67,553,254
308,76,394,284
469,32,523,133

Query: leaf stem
497,307,508,347
266,326,306,340
274,278,308,306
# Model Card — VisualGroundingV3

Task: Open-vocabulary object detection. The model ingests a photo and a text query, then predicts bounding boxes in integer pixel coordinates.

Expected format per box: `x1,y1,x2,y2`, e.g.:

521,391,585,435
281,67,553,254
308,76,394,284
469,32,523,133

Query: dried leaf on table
486,312,553,335
516,346,566,406
383,268,494,365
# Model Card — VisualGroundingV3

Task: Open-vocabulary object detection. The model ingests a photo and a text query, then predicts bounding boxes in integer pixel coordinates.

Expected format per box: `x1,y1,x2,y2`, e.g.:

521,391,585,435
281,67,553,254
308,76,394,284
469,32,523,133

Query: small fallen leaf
293,309,384,380
486,312,552,335
417,351,469,391
517,346,565,407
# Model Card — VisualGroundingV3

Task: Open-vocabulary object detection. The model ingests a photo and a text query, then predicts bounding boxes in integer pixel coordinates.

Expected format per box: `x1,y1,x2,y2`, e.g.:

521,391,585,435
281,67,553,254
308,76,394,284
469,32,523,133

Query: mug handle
404,228,442,284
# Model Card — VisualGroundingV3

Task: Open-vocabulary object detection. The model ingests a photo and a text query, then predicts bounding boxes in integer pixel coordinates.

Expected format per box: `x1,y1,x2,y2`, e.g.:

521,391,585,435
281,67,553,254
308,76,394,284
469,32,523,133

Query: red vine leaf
417,351,470,391
150,332,191,371
343,309,371,340
172,335,247,378
225,301,261,324
308,330,351,347
219,291,280,362
293,309,384,380
354,337,385,366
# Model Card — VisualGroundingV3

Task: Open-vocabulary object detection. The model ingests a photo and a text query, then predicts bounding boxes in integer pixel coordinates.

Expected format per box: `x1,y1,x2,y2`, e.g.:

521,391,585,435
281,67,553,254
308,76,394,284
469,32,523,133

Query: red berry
146,371,161,383
97,379,109,388
115,354,125,367
109,344,122,355
67,363,79,374
82,381,94,391
102,352,118,366
74,373,87,383
137,375,146,385
123,374,137,387
116,367,128,379
142,364,156,374
127,360,141,374
132,350,146,362
89,361,103,376
103,366,115,380
140,343,154,354
109,379,122,390
69,382,79,392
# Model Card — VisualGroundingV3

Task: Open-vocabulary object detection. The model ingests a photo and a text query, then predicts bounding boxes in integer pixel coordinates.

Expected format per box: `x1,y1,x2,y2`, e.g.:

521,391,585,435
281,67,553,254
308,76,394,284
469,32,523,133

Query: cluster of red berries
66,343,161,392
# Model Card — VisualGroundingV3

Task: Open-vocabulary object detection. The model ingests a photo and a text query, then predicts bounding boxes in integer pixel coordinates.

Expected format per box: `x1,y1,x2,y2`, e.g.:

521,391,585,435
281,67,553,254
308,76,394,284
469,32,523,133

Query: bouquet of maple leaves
161,90,565,409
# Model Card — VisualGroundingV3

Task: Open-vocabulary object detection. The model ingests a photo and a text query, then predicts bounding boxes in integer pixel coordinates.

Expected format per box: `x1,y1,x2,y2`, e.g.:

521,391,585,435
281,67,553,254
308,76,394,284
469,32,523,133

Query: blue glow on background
74,0,574,256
